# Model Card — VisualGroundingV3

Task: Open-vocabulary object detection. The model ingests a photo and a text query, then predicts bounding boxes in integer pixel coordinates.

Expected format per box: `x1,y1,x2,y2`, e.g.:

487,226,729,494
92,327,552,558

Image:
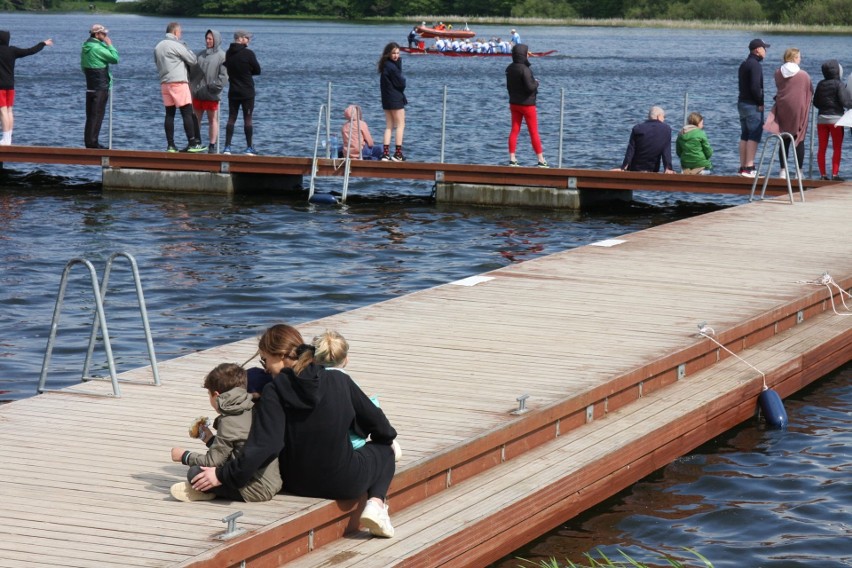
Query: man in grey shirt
154,21,203,152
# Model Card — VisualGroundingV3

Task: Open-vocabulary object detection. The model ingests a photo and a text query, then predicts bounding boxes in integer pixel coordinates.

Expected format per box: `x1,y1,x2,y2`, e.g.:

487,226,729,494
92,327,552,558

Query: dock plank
1,188,850,567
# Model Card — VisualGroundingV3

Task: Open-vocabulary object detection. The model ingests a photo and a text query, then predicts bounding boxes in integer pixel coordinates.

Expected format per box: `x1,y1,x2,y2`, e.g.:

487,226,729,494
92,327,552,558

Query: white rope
697,323,767,390
796,272,852,315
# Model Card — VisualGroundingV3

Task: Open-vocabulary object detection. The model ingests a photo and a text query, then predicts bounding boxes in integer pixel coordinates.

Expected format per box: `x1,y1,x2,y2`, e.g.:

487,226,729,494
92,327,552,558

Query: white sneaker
780,169,787,179
391,439,402,462
170,481,216,502
360,500,395,538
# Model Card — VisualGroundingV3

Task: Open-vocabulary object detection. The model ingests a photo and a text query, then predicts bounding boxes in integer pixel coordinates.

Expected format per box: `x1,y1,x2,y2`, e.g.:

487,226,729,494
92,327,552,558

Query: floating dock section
1,186,850,567
0,145,836,208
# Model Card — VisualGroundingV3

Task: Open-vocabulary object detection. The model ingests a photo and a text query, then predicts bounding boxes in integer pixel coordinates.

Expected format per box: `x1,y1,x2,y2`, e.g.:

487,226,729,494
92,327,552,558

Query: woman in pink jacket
340,104,383,160
765,47,813,176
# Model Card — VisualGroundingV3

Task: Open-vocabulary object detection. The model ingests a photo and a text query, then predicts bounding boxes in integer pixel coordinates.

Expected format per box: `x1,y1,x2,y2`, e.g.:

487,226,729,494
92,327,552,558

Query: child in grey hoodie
169,362,282,502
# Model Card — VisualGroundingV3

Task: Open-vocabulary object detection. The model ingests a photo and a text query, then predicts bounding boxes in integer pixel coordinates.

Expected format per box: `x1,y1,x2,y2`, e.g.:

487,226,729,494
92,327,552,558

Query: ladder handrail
308,103,328,199
37,258,121,397
309,100,356,204
82,252,160,386
749,132,805,204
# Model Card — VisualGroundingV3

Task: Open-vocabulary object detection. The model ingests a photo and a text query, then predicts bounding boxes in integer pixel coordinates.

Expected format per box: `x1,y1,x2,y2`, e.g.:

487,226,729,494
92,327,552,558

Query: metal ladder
750,132,805,204
37,252,161,397
308,102,353,204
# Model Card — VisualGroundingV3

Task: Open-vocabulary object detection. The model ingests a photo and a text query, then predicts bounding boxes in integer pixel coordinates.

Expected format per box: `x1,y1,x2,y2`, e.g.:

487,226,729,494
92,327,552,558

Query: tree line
7,0,852,25
128,0,852,24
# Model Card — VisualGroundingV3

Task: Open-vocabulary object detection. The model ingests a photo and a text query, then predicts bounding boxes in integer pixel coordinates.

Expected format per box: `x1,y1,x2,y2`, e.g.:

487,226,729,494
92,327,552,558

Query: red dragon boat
415,25,476,39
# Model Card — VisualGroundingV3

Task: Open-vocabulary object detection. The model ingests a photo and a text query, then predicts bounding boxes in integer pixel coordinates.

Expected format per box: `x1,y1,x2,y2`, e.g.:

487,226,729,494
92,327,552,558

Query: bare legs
739,139,758,169
0,106,13,145
193,108,219,149
382,109,406,160
383,108,405,147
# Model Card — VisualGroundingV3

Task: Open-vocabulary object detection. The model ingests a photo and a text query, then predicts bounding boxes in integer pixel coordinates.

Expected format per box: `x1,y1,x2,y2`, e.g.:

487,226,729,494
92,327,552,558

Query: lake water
0,13,849,567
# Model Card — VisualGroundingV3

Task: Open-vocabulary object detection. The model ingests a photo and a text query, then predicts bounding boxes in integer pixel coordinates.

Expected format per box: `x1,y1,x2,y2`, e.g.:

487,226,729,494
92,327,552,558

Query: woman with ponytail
190,323,399,538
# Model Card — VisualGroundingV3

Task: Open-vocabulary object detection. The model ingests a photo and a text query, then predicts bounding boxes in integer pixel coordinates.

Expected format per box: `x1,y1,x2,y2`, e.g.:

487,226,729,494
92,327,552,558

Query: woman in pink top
340,104,383,160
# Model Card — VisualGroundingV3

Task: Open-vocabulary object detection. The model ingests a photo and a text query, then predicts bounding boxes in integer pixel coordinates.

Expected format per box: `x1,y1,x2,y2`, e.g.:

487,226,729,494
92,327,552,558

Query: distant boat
415,25,476,39
400,47,557,58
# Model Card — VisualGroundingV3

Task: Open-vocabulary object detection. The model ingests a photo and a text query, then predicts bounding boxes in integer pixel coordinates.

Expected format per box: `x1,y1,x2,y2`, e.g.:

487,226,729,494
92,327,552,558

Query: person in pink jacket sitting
340,104,384,160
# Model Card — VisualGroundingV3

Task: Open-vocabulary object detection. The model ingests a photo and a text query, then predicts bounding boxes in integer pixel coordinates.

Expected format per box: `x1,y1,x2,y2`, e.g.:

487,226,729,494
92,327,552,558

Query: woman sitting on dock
190,323,399,538
341,104,384,160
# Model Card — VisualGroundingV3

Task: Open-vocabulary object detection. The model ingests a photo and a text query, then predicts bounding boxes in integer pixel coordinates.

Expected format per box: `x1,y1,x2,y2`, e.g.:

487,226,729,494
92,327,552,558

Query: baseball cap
234,30,253,40
90,24,108,35
749,38,770,50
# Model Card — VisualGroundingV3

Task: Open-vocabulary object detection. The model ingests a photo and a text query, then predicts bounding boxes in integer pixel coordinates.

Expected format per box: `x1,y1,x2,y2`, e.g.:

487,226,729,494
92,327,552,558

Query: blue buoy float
308,193,339,205
758,388,788,428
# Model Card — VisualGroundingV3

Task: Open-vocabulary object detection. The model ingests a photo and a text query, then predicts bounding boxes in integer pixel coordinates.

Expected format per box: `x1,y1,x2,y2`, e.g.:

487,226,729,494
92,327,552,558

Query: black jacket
218,363,396,500
738,52,764,106
380,57,406,110
0,30,46,90
224,43,260,99
622,118,673,172
813,59,852,116
506,44,538,106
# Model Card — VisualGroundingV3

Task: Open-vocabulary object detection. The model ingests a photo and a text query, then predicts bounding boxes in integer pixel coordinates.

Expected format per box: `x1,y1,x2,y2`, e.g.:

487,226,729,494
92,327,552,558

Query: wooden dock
1,186,850,567
0,145,837,197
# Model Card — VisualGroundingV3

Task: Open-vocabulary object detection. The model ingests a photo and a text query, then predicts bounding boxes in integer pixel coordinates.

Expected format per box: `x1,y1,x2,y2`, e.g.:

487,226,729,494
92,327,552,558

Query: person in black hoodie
223,30,261,155
190,324,399,538
813,59,852,180
0,30,52,146
505,43,548,168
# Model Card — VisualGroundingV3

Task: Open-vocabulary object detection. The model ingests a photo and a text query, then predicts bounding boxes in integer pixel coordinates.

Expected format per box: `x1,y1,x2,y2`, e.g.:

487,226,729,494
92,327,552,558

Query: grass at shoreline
26,7,852,34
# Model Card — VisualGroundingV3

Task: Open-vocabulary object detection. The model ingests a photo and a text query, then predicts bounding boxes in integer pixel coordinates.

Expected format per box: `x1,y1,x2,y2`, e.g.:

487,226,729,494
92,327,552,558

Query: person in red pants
813,59,852,181
505,43,548,168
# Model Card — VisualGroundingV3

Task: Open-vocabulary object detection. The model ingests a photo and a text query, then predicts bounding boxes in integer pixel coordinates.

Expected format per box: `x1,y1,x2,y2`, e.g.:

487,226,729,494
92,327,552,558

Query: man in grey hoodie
189,29,227,153
153,22,203,153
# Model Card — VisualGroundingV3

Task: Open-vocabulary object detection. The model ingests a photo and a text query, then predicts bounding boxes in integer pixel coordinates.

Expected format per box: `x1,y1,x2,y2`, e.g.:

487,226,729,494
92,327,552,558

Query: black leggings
780,137,805,170
225,97,255,147
165,104,200,147
283,442,396,502
360,443,396,501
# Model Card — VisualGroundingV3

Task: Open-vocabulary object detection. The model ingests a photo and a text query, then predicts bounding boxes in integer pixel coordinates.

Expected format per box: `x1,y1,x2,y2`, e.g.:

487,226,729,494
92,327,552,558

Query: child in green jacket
676,111,714,174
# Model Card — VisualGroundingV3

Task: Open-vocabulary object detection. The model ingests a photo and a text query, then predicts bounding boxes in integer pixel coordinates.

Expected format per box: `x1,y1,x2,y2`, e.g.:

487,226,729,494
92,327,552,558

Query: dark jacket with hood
0,30,47,90
505,44,538,106
189,29,227,102
813,59,852,120
379,56,406,110
217,363,397,500
223,42,260,100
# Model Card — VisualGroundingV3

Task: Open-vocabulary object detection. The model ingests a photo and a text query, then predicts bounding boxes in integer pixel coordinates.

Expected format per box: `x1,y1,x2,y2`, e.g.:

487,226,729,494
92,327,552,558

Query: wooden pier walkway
1,186,850,567
0,145,837,197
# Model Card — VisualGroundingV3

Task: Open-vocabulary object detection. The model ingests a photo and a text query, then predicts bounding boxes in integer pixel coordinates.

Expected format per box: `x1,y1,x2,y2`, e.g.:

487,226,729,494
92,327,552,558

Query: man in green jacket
81,24,118,149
